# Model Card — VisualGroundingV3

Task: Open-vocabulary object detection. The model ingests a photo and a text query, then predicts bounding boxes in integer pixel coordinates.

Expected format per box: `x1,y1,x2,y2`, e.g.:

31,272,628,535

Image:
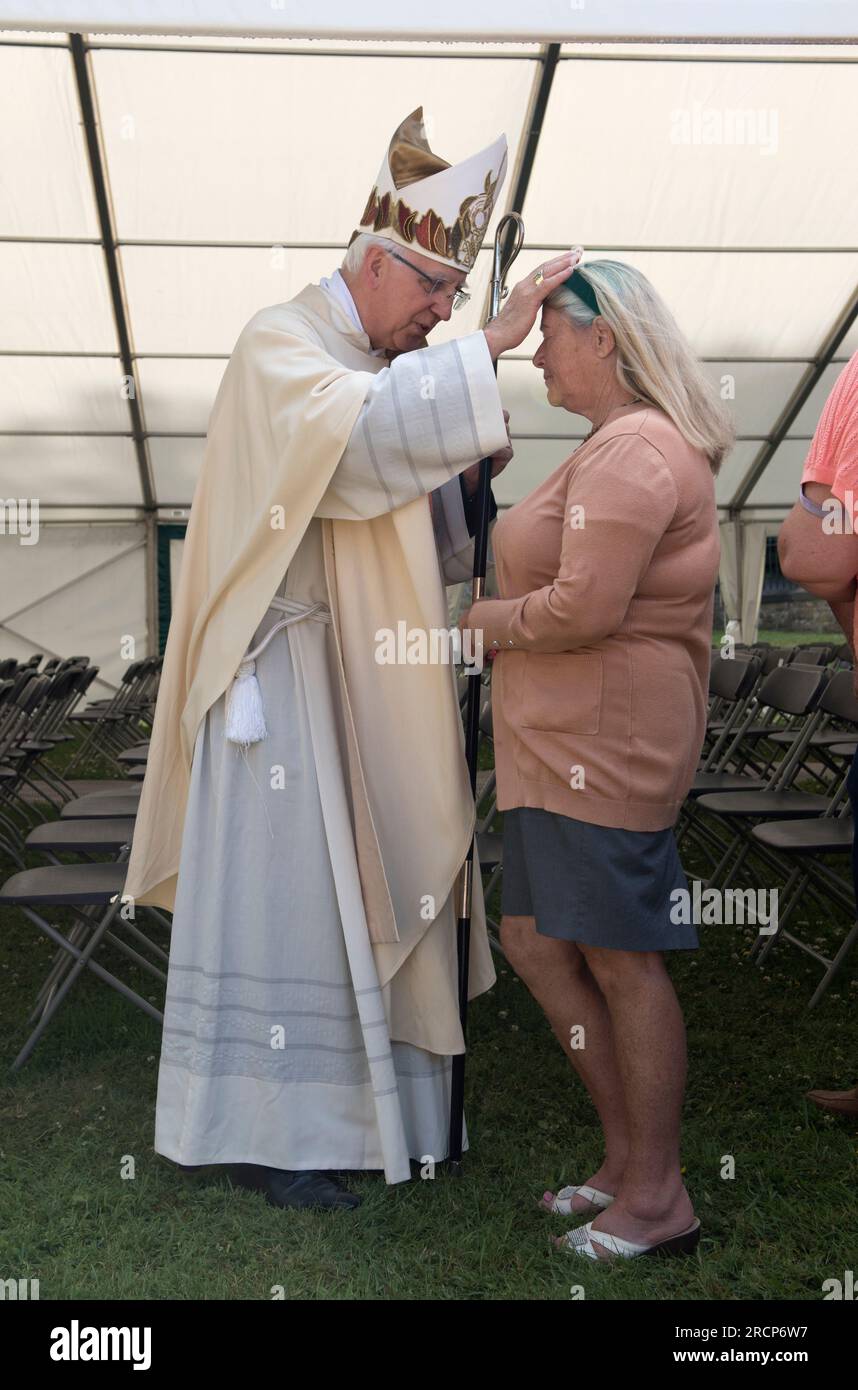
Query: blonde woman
461,259,733,1261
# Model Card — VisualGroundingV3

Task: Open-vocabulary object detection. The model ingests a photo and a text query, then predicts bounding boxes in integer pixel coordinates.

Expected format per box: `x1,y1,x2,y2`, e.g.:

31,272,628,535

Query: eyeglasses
385,248,471,311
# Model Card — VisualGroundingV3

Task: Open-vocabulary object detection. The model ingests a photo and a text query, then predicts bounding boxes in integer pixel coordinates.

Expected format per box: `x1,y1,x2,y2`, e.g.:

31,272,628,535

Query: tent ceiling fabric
2,27,857,521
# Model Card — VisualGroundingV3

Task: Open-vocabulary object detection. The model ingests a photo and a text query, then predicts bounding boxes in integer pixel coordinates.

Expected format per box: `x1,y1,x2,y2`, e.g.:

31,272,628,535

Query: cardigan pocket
520,652,603,736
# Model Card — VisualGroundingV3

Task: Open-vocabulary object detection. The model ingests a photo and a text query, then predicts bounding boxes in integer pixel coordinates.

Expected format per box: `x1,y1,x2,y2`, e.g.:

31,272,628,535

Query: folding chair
66,657,161,775
695,652,764,782
685,664,833,889
2,783,170,1070
698,649,806,785
737,674,858,1004
116,742,150,767
751,812,857,1007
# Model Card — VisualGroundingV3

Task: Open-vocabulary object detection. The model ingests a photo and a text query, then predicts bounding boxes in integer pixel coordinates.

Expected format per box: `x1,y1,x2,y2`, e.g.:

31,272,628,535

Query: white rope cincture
224,596,332,748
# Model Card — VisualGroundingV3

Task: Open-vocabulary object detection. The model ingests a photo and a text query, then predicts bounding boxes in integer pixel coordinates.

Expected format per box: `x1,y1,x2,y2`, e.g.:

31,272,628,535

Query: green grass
713,630,842,649
1,731,857,1300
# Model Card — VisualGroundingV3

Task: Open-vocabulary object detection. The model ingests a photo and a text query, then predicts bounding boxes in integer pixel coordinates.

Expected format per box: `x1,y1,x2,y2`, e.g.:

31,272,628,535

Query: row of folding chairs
65,656,162,775
0,653,160,869
682,650,858,1005
0,733,167,1071
0,644,168,1068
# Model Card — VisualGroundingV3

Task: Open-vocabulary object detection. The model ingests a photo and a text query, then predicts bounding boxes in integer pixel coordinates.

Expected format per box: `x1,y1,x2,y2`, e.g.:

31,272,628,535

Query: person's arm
778,481,858,660
315,331,509,521
778,484,858,603
464,433,679,654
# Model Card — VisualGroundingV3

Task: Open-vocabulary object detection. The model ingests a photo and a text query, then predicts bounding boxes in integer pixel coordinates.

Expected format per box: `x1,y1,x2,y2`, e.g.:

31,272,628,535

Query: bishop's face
359,244,469,354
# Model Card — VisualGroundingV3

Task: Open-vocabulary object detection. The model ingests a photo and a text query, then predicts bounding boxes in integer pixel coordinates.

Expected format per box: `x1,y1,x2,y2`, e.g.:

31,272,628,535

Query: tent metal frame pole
67,34,153,513
477,41,560,329
67,31,159,654
508,44,562,221
9,237,857,254
144,513,159,660
4,35,855,62
734,517,746,642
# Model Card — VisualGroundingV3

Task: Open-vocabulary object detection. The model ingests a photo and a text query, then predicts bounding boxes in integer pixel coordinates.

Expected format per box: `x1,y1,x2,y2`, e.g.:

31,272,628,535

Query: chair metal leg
806,919,858,1009
752,864,805,962
10,901,162,1071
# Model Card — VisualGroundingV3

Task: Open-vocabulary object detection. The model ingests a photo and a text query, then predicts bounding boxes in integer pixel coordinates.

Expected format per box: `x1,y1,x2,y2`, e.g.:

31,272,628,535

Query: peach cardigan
469,403,720,831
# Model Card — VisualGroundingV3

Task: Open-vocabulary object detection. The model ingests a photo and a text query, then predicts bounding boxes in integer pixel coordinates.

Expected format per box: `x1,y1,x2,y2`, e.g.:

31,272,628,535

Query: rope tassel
223,597,333,749
225,658,268,747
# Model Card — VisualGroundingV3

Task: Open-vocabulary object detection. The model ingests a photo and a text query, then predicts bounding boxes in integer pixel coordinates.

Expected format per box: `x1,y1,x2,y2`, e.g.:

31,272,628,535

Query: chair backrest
791,644,833,666
708,653,761,702
16,674,51,714
7,669,39,702
762,647,794,675
818,669,858,724
119,660,144,686
755,663,829,717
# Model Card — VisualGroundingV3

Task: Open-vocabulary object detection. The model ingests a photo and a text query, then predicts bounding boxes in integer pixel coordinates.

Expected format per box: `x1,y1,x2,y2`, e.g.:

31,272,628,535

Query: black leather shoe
228,1164,362,1210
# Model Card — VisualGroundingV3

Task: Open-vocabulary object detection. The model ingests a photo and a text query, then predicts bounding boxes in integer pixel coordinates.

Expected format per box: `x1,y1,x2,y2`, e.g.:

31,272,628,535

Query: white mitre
350,106,508,273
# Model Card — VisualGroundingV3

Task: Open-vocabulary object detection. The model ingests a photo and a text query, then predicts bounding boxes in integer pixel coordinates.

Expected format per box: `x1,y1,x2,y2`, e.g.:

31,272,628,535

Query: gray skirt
500,807,698,952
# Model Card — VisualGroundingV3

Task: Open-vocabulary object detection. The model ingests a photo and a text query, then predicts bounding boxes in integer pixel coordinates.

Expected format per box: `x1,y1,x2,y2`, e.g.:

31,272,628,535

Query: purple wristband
799,484,827,518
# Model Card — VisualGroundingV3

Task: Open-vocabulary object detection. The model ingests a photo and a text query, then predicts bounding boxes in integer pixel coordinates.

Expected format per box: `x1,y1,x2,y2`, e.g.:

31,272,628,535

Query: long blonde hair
548,260,734,473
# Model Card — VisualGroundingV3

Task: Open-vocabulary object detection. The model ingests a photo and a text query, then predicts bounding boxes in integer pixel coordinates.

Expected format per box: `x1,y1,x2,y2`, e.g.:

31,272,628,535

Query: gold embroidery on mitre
359,186,379,228
358,184,451,261
451,167,502,270
357,164,502,271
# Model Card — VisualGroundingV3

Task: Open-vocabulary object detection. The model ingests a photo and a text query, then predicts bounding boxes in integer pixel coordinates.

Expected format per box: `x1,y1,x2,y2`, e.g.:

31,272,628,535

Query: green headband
563,267,600,317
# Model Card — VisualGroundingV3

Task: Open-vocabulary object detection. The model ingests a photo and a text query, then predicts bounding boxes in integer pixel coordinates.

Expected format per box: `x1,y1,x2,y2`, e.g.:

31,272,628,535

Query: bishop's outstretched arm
314,330,507,522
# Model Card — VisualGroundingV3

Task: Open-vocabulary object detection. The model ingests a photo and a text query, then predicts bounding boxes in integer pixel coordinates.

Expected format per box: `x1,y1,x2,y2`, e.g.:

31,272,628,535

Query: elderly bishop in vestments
122,109,514,1209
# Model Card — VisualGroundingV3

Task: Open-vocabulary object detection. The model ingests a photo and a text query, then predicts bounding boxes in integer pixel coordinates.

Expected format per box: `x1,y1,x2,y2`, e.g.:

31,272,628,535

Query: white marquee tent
2,3,857,695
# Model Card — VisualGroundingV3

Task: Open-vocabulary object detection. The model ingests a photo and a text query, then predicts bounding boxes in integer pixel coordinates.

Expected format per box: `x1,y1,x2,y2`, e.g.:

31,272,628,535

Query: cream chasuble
122,280,509,1182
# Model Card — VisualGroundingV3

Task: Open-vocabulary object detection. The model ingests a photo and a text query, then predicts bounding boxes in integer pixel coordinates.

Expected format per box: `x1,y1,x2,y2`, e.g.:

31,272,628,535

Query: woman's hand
462,410,513,496
457,606,473,639
483,248,583,360
458,602,499,662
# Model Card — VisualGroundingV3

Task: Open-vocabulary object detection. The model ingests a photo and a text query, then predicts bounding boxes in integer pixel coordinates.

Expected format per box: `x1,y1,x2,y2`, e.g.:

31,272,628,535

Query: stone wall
714,593,841,634
758,597,841,634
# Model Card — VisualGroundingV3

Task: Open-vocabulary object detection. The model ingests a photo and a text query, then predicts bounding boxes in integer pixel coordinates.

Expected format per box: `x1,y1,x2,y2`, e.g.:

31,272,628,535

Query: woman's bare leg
574,944,695,1256
500,914,629,1207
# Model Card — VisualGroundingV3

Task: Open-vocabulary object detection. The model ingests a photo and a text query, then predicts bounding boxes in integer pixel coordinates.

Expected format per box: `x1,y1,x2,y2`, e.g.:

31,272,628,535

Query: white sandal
540,1183,615,1217
555,1217,701,1261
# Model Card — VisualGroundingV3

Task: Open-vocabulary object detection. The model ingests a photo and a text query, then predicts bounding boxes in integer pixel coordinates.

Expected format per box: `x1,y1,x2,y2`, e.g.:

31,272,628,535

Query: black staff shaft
448,213,524,1171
